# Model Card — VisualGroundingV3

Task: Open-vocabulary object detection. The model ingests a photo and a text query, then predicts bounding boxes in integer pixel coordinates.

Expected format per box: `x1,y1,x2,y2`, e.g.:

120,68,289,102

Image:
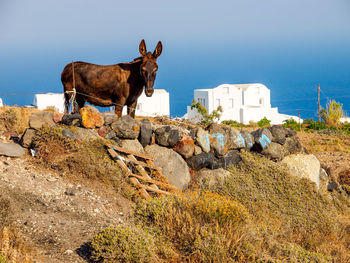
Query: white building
0,98,3,107
34,89,169,116
34,93,66,113
185,83,300,125
122,89,170,117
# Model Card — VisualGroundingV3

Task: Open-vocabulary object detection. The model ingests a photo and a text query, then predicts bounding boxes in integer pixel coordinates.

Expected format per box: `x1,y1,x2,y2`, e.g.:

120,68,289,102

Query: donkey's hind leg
73,94,85,113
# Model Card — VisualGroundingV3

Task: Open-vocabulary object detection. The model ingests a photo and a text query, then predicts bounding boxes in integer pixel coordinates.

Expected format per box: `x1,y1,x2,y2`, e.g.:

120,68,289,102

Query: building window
259,98,264,106
197,98,205,107
229,98,234,108
224,87,229,94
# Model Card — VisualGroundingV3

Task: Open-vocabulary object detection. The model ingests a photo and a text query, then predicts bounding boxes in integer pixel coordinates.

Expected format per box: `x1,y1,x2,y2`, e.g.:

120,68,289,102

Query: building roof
195,83,266,91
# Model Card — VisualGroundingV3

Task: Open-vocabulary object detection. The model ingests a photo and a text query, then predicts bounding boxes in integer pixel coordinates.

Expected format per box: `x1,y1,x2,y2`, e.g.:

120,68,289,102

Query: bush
90,225,154,263
324,100,343,126
190,100,223,125
257,117,271,127
135,192,253,262
303,118,328,131
282,118,301,131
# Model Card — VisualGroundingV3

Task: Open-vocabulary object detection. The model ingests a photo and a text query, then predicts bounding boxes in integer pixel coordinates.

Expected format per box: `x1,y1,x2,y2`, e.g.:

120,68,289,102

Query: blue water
0,42,349,120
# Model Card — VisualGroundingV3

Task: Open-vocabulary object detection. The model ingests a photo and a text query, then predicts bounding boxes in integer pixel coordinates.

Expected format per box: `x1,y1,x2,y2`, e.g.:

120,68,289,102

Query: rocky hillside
0,106,349,263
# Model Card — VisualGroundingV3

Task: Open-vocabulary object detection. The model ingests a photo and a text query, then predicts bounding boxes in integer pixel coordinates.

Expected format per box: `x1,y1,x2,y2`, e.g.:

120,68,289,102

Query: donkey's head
139,39,162,97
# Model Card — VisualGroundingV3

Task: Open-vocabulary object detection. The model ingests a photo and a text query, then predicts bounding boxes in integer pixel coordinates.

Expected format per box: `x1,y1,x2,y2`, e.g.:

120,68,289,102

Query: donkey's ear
139,39,147,56
153,41,162,58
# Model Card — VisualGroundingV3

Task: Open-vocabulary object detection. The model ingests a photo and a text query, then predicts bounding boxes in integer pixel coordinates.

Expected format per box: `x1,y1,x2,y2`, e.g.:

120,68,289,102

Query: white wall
122,89,170,117
34,93,65,113
0,98,3,107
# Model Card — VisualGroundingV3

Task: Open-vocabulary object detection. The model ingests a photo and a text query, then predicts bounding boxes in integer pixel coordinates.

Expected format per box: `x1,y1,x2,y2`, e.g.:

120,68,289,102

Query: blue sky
1,0,349,118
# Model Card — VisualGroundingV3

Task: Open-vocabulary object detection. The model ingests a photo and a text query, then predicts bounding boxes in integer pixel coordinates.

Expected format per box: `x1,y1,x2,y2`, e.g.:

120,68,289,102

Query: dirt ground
298,132,350,184
0,153,133,263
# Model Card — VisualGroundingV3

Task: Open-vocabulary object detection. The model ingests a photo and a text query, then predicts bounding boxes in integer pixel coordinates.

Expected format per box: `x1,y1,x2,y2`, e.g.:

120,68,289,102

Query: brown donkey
61,39,162,117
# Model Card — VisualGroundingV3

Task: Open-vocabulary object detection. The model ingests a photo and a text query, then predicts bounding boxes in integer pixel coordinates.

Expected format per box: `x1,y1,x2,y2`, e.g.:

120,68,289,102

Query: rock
120,139,145,154
194,145,202,155
138,119,152,147
207,123,225,134
20,128,36,148
53,114,63,123
188,127,198,140
73,127,99,141
240,131,254,150
319,168,329,192
106,130,117,140
196,168,231,189
97,126,108,138
327,181,339,192
210,133,227,157
65,188,76,196
60,113,82,126
112,116,140,139
168,129,182,147
103,112,119,126
196,128,211,153
268,125,287,144
145,144,191,190
251,128,273,151
225,127,245,149
0,142,26,157
186,152,215,171
80,105,104,129
219,150,242,168
285,128,297,137
155,126,171,146
62,129,76,139
262,142,286,161
284,137,303,155
173,134,195,158
29,111,56,129
281,154,320,188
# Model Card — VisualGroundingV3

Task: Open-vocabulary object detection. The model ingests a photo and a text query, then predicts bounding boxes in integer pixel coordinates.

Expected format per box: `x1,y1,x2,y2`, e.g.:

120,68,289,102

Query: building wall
34,93,65,113
122,89,170,117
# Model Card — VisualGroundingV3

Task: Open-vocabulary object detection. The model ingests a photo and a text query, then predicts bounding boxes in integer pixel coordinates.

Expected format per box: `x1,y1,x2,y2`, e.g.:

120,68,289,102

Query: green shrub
324,100,343,126
0,254,9,263
90,225,153,263
222,119,242,128
303,118,328,131
282,118,301,131
190,100,223,125
257,117,271,127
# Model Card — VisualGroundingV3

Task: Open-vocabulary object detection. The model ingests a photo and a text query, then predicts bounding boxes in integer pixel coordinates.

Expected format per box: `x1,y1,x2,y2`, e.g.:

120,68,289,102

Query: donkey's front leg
127,100,137,118
114,97,127,117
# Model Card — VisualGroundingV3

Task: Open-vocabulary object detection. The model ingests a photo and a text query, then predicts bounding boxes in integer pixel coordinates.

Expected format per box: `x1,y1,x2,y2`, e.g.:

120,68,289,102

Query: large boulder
0,142,26,157
261,142,286,161
79,105,104,129
207,123,225,134
186,152,216,171
29,112,56,129
138,119,152,147
251,128,273,151
268,125,287,144
145,144,191,190
120,139,145,154
196,168,231,189
103,112,119,126
111,116,140,139
72,127,99,141
60,113,82,126
284,137,303,155
225,127,245,150
155,126,171,146
168,129,182,148
240,130,254,150
281,154,321,188
210,133,227,157
20,128,36,148
196,128,211,153
173,134,195,158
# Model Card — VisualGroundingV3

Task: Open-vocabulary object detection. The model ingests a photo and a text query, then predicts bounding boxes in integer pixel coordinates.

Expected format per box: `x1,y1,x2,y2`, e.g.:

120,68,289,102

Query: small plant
90,225,154,263
282,118,301,131
303,118,328,131
190,100,223,125
324,100,343,126
257,117,271,127
222,119,242,128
